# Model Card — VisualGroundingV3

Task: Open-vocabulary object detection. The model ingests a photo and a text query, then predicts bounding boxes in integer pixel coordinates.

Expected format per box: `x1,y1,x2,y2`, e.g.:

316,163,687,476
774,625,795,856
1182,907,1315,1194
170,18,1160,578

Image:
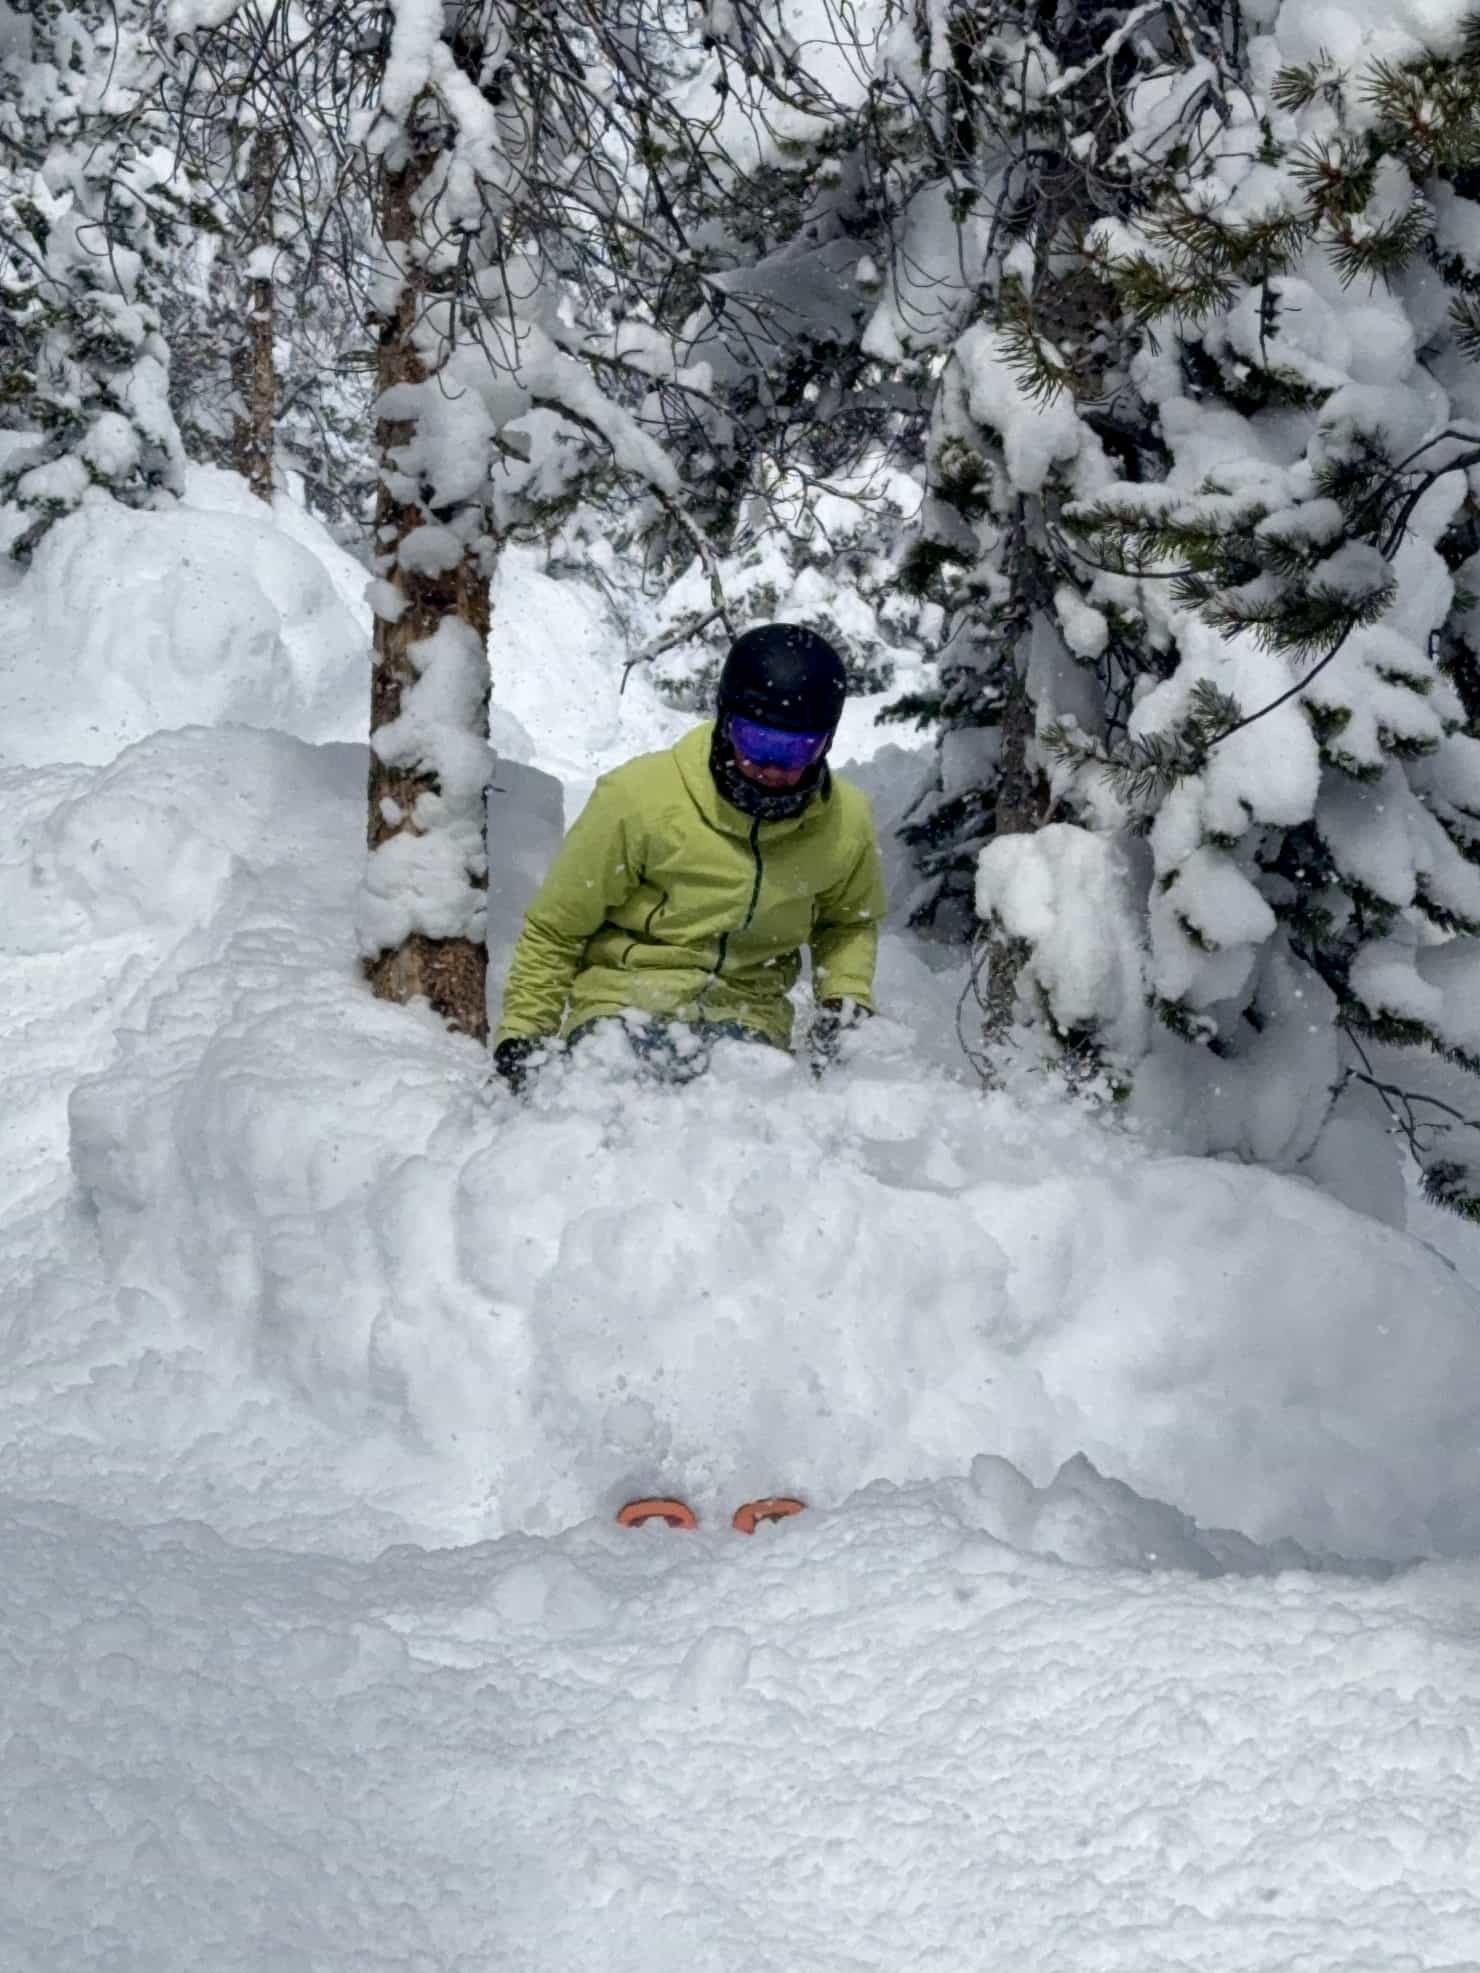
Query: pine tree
869,0,1227,955
153,2,378,531
581,1,922,706
999,9,1480,1214
0,0,195,562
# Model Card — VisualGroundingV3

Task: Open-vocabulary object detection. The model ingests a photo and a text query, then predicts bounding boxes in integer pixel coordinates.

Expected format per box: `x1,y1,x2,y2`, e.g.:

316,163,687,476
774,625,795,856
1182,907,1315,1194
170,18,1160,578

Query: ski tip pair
617,1496,804,1535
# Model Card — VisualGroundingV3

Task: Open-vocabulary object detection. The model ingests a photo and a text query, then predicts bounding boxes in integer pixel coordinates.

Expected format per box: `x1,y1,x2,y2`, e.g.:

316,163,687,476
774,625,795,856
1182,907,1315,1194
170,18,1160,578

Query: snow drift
1,723,1475,1563
0,464,370,768
8,1467,1479,1973
4,478,1480,1973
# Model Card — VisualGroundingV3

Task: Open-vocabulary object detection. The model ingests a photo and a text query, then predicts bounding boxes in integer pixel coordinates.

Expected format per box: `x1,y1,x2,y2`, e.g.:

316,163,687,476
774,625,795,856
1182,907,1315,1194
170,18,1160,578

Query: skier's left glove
810,997,870,1078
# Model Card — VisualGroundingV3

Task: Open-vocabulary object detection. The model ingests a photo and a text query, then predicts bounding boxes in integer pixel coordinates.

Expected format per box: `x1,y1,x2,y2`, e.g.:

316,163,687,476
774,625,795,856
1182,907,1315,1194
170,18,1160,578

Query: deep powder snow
2,499,1480,1969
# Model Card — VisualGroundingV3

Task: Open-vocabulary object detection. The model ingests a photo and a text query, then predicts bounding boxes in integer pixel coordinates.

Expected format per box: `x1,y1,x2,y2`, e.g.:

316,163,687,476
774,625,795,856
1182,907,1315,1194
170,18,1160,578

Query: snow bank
0,463,369,768
7,519,1480,1970
4,726,1477,1563
4,1467,1478,1973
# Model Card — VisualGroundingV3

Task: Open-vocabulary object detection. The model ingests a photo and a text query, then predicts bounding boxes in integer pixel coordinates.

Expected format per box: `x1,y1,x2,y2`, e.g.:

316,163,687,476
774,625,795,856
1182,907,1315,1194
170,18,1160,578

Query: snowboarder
492,623,887,1091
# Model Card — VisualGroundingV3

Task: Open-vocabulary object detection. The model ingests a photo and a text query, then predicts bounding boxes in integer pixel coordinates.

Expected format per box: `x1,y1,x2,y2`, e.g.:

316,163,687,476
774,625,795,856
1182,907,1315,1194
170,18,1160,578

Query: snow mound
5,725,1479,1562
3,1468,1477,1973
0,464,369,769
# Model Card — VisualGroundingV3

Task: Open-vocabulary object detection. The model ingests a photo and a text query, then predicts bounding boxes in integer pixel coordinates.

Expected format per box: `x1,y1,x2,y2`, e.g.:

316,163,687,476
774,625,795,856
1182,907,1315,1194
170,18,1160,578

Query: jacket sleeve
811,800,887,1009
494,775,644,1043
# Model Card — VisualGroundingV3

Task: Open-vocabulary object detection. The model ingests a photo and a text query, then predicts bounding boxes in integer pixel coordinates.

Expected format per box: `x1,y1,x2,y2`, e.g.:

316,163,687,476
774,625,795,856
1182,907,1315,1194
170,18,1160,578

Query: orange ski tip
616,1497,698,1531
732,1497,806,1535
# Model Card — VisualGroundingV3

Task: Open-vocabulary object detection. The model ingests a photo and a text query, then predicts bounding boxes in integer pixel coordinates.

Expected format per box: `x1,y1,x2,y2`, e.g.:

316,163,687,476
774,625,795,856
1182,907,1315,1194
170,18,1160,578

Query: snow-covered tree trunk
359,128,493,1041
164,0,698,1046
232,129,276,504
158,3,377,533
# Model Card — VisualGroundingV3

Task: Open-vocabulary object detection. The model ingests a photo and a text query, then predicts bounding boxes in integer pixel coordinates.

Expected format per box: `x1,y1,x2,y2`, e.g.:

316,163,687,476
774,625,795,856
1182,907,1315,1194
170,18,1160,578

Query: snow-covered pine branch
877,0,1204,934
0,0,196,562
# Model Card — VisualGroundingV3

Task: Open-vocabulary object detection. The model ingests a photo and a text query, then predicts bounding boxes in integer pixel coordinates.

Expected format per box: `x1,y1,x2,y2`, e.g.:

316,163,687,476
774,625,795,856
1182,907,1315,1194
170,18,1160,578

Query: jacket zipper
704,819,764,998
739,819,765,937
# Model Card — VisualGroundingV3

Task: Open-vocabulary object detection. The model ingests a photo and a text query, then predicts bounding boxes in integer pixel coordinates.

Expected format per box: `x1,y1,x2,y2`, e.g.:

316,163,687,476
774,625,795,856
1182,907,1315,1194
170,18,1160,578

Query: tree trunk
974,242,1108,1065
993,648,1044,838
980,646,1042,1055
361,137,492,1042
232,130,276,503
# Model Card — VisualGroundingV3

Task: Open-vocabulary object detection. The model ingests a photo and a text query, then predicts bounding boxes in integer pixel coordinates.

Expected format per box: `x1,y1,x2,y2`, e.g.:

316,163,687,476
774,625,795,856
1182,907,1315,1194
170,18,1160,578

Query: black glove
493,1035,550,1096
810,997,870,1077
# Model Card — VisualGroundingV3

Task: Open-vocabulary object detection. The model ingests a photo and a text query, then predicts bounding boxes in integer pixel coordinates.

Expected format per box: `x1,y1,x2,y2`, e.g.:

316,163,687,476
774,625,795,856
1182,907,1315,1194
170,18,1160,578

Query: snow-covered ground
4,482,1480,1969
11,1481,1480,1971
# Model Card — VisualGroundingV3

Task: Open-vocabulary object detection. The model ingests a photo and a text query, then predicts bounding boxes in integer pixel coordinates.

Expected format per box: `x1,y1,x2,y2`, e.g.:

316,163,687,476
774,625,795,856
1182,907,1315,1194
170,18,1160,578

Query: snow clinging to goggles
728,716,831,771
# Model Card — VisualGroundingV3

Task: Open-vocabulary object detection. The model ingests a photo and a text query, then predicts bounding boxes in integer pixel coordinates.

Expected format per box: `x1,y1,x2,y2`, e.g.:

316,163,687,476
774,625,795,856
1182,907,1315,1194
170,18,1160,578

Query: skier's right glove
810,997,870,1078
493,1034,550,1096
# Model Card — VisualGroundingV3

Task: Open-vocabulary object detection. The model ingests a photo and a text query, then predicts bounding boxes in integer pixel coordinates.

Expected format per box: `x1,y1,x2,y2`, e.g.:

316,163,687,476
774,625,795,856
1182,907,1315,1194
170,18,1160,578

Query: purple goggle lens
728,715,831,771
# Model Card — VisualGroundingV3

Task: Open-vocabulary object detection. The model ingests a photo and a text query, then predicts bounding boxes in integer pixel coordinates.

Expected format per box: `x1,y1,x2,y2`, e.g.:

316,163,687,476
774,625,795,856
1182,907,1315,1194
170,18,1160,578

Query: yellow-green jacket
495,721,886,1049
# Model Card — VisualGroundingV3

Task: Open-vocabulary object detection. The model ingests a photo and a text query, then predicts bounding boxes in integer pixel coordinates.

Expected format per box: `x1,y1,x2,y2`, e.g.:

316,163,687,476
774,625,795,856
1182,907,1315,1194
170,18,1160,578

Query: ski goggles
727,715,832,771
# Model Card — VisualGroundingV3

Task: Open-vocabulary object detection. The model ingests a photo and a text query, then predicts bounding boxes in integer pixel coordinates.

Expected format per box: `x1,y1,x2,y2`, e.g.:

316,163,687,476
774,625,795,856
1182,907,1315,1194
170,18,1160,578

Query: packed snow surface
4,492,1480,1968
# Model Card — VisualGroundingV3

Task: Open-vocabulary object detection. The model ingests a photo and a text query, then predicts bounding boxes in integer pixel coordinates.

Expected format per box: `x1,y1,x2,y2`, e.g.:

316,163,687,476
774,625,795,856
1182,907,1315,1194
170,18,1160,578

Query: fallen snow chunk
366,578,407,624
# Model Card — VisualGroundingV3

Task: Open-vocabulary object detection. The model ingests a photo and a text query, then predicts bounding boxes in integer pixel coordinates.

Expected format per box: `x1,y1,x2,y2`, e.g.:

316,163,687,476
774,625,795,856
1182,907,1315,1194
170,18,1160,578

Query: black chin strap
709,728,828,821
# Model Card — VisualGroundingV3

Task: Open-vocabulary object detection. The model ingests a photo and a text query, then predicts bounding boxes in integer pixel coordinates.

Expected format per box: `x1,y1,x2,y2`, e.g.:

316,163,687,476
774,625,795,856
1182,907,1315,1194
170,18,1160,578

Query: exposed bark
981,650,1045,1058
232,130,276,503
980,927,1032,1048
362,136,491,1042
363,932,489,1037
993,652,1046,839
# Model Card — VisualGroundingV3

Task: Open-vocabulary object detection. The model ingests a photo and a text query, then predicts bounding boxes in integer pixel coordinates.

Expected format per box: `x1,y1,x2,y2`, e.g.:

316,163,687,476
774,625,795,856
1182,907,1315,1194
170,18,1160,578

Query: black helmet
717,623,848,734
